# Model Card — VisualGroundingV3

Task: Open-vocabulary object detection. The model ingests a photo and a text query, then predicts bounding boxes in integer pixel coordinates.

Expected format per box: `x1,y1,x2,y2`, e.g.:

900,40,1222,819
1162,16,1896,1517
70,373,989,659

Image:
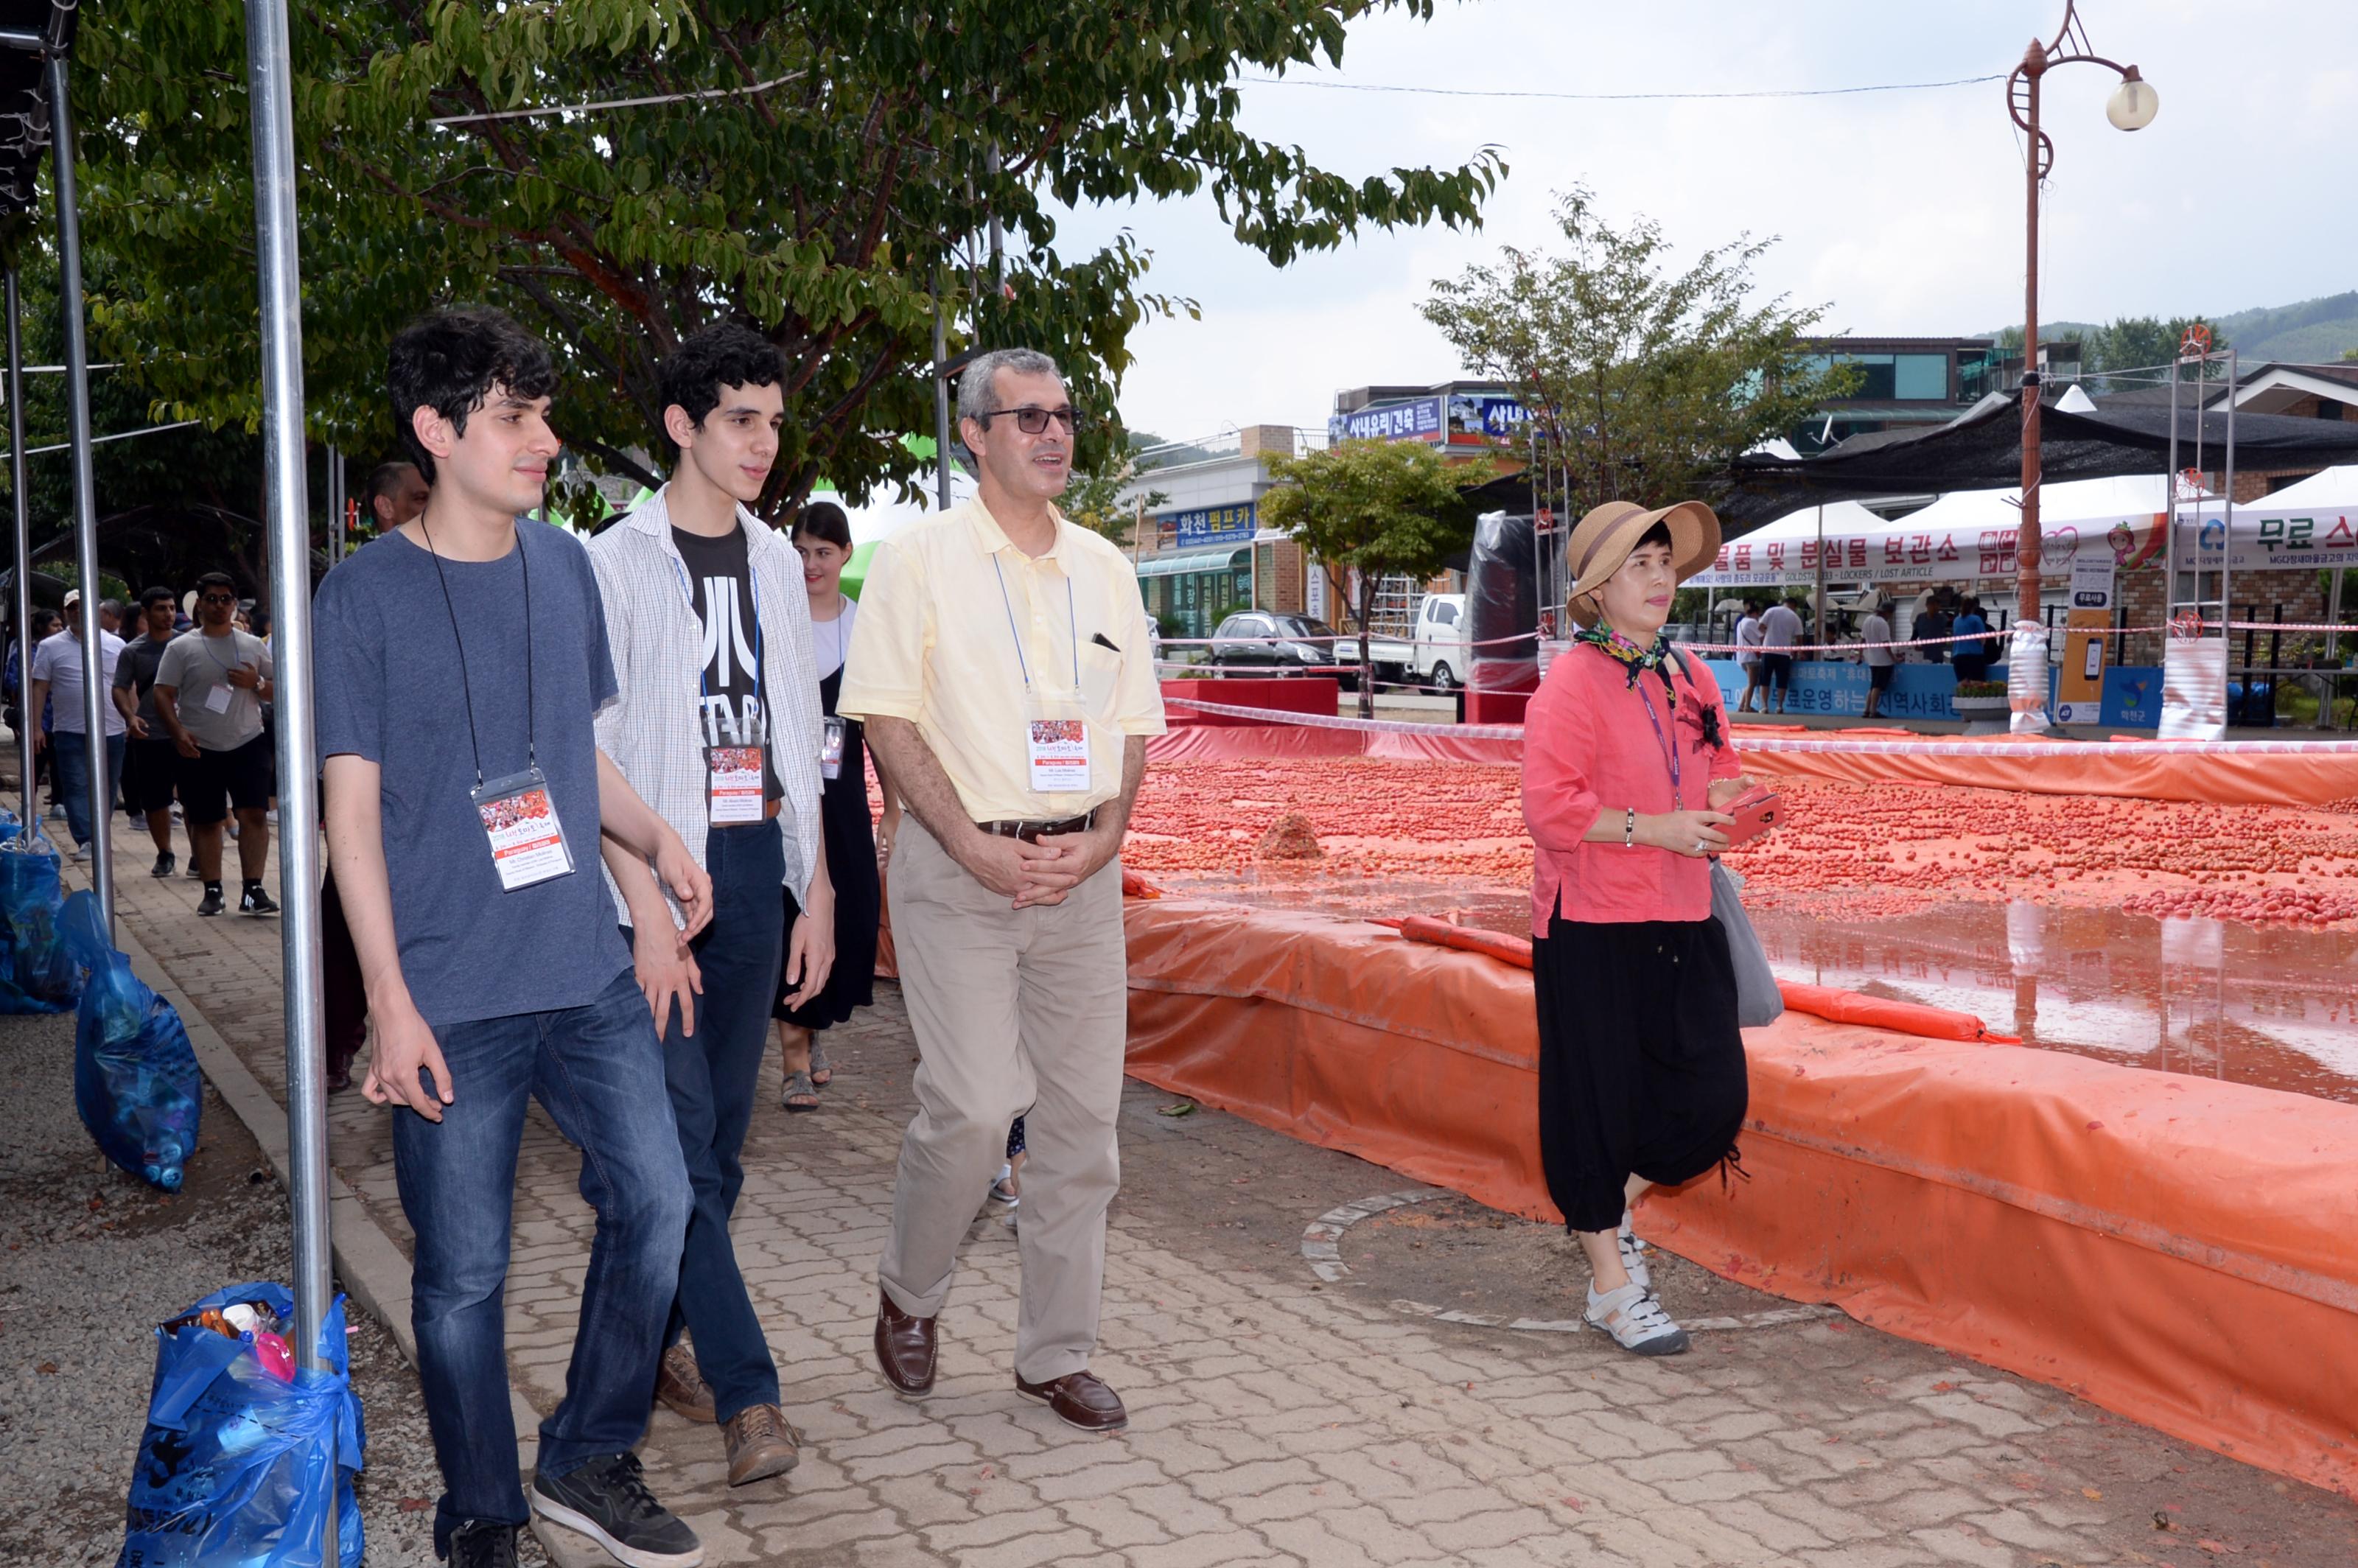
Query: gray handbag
1711,860,1784,1028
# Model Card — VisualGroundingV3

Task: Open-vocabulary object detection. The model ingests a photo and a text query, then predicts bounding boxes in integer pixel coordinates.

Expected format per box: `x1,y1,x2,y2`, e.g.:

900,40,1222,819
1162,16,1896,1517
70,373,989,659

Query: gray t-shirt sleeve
312,567,384,764
112,645,138,690
151,636,192,690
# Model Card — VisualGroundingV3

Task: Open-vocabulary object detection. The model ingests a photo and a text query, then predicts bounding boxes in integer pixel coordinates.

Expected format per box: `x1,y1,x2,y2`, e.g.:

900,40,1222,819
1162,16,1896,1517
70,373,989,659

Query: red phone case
1721,788,1782,848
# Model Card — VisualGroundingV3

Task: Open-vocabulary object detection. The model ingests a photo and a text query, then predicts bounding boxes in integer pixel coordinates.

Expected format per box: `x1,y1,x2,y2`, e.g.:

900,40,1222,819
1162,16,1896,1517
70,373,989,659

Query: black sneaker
197,886,225,917
151,852,176,878
241,884,279,917
530,1455,702,1567
447,1519,519,1568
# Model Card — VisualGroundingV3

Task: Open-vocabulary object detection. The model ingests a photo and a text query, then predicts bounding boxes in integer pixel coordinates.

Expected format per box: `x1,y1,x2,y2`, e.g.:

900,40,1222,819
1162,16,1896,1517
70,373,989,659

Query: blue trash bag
119,1281,365,1568
0,832,78,1012
63,889,202,1191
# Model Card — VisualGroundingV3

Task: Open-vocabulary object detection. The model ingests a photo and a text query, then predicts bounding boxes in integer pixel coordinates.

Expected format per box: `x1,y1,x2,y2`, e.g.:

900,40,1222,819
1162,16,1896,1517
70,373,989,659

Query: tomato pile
1123,758,2358,930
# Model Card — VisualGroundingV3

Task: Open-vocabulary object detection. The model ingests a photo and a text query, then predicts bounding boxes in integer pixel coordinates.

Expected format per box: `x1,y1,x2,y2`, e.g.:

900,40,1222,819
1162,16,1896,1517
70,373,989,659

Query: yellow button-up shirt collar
838,495,1165,824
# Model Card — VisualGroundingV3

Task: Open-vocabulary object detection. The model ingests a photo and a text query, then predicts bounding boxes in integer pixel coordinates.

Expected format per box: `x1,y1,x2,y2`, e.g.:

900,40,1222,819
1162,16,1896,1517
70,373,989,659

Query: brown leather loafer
874,1287,937,1397
654,1340,716,1424
1015,1369,1128,1432
723,1401,802,1485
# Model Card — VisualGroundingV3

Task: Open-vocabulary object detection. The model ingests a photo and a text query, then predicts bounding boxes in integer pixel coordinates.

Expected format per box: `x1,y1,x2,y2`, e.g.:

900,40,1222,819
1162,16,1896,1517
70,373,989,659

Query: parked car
1206,612,1349,683
1361,592,1472,690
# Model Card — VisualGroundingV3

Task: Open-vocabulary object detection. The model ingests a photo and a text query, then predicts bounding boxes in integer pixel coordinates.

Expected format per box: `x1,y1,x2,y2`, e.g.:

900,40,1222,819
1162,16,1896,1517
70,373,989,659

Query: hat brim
1565,500,1723,608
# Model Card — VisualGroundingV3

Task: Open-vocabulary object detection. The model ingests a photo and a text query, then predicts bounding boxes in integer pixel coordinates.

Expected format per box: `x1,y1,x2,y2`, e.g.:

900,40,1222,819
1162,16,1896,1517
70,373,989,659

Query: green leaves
74,0,1500,517
1422,186,1846,522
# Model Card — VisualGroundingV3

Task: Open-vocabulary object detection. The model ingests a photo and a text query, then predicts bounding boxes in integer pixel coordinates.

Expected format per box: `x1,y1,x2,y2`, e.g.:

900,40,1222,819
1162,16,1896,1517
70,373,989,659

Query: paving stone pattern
75,816,2358,1567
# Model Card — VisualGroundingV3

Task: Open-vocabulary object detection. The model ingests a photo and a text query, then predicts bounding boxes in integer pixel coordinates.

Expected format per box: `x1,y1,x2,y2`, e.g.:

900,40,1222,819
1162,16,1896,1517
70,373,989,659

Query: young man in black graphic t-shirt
587,323,833,1488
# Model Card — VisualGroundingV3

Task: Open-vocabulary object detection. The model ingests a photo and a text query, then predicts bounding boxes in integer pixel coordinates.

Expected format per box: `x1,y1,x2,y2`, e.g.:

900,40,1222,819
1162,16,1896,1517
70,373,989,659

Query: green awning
1134,545,1250,579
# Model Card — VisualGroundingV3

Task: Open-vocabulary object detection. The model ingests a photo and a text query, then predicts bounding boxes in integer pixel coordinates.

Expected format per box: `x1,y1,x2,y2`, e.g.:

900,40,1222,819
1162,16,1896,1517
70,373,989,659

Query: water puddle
1155,872,2358,1106
1749,901,2358,1105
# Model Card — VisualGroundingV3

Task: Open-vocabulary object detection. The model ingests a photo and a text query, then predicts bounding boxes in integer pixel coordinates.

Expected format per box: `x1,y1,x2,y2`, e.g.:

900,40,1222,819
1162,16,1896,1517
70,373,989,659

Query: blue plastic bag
0,833,79,1012
63,889,202,1191
119,1281,365,1568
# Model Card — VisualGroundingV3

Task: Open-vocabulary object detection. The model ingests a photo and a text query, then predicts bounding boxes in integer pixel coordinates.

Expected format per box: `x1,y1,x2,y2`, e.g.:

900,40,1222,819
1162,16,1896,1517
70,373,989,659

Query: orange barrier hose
1122,897,2358,1498
1387,916,2015,1043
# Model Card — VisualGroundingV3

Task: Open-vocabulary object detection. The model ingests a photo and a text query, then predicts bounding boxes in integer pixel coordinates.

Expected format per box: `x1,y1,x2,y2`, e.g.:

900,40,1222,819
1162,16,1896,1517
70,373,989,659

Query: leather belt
976,809,1096,844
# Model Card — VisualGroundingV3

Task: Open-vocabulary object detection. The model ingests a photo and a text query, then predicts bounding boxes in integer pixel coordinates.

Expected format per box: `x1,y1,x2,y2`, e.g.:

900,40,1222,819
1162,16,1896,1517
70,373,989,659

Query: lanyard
667,550,765,726
992,556,1078,693
1637,671,1683,811
421,520,534,788
200,629,245,674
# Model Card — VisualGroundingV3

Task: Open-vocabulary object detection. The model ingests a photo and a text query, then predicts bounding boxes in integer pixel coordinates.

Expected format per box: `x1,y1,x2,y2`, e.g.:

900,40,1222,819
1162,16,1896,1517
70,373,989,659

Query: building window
1894,354,1948,401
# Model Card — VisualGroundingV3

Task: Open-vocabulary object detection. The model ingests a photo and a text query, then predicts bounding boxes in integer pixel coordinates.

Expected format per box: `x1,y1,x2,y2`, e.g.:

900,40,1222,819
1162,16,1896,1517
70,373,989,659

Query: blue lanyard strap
992,556,1079,693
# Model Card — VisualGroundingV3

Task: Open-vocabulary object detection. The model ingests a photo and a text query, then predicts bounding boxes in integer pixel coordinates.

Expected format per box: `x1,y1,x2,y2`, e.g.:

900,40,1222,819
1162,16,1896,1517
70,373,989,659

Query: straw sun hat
1565,499,1721,623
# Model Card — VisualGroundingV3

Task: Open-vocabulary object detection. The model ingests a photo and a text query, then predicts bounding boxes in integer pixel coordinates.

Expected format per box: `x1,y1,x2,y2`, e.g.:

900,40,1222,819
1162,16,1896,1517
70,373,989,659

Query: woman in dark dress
775,501,889,1108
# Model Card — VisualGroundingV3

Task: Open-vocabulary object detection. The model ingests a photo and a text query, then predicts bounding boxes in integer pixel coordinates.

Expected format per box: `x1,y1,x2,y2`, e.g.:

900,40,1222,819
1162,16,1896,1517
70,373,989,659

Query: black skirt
1532,911,1748,1233
775,667,880,1029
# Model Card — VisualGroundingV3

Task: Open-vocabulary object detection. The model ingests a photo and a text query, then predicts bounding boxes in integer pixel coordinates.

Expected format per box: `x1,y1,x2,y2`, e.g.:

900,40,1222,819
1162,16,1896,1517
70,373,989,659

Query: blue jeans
392,969,690,1553
653,822,787,1421
50,730,123,849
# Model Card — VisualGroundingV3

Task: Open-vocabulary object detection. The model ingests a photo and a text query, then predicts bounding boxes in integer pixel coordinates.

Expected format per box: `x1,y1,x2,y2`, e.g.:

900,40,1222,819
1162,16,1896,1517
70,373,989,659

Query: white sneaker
1585,1281,1690,1357
1617,1211,1651,1292
69,841,89,861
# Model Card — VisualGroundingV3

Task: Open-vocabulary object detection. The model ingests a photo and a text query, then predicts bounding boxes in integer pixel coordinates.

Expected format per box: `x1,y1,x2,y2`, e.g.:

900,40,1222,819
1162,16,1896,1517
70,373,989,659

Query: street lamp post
2006,1,2155,729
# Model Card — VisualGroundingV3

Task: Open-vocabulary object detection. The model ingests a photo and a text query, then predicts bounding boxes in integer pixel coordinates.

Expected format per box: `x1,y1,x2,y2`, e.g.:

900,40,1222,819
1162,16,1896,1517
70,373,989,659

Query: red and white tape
1163,696,2358,756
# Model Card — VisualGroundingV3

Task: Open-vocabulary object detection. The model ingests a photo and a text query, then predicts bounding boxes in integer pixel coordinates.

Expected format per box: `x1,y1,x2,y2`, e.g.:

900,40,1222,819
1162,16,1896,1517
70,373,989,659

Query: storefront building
1119,424,1327,639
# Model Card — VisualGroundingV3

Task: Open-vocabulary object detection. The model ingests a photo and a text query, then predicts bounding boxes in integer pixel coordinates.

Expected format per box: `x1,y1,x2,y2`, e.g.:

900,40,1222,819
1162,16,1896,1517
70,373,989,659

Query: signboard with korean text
1689,511,2177,589
1329,396,1444,445
1444,393,1529,444
1158,502,1256,549
2231,509,2358,569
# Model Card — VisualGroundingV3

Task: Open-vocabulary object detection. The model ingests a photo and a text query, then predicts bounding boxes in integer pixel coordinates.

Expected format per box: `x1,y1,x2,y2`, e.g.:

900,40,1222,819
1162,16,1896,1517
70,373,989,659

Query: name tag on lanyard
472,767,575,892
995,557,1093,794
820,715,846,781
707,744,766,823
203,683,234,714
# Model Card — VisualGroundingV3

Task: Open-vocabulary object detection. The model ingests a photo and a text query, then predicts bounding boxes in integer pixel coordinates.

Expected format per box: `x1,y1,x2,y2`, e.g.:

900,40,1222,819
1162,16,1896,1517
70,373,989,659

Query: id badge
1024,697,1092,794
707,746,766,825
819,716,847,781
203,684,234,714
470,768,575,892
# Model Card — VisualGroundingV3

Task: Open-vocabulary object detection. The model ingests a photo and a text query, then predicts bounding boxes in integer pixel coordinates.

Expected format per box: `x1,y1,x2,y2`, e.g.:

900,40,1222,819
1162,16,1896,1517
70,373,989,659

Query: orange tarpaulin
1123,896,2358,1497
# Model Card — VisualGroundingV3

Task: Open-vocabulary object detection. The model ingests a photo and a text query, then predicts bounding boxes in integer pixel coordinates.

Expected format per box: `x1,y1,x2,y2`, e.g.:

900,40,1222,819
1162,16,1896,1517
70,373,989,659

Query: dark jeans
393,969,690,1553
650,822,787,1421
51,730,124,849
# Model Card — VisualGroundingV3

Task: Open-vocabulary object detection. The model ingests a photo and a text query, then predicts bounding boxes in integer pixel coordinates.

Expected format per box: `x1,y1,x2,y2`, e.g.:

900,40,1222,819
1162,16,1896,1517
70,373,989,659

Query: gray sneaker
530,1453,702,1567
1586,1281,1690,1357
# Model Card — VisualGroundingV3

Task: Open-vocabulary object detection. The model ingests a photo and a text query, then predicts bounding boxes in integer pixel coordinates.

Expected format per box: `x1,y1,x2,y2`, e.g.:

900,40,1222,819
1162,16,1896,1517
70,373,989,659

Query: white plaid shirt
588,486,825,926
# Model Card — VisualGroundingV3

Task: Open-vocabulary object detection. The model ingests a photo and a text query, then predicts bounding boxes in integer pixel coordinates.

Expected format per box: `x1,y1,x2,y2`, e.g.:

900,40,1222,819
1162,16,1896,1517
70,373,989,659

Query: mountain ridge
1975,290,2358,367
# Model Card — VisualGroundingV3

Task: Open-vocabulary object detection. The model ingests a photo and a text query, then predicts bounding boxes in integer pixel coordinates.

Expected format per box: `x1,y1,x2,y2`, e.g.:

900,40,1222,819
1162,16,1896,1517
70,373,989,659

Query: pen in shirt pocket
1089,632,1121,653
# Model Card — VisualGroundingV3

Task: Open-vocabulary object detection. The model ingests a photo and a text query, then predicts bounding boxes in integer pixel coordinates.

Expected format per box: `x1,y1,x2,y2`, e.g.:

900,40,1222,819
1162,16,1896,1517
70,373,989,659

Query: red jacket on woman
1521,643,1742,934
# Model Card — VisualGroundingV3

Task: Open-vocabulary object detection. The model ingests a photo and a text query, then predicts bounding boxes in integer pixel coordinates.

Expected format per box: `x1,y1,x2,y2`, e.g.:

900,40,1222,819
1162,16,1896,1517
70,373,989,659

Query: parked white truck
1359,592,1472,690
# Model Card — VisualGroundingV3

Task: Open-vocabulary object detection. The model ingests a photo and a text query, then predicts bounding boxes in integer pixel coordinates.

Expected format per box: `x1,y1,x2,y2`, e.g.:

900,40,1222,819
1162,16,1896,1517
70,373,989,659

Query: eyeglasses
978,405,1084,435
199,593,238,606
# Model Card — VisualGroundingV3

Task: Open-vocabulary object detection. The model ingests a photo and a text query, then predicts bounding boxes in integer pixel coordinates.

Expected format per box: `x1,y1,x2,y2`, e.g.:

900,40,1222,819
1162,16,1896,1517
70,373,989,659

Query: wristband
1623,808,1636,848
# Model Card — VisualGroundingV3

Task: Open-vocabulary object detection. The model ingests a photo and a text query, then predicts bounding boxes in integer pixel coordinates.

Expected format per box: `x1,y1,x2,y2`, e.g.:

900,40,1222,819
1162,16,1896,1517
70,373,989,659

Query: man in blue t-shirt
314,307,713,1568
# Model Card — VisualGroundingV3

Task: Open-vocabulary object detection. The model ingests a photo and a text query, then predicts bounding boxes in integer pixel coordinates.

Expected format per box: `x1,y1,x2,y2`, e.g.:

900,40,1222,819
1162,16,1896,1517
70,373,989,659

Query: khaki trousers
878,817,1127,1382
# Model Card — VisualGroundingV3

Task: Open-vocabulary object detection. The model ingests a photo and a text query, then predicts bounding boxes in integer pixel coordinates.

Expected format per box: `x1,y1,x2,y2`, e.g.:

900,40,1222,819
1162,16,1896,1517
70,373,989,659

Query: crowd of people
1729,584,1995,716
11,304,1790,1566
6,575,282,917
294,309,1155,1568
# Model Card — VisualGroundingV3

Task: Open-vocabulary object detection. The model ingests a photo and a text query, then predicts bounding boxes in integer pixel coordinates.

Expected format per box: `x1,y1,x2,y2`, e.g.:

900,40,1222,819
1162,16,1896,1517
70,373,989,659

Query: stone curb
105,913,424,1366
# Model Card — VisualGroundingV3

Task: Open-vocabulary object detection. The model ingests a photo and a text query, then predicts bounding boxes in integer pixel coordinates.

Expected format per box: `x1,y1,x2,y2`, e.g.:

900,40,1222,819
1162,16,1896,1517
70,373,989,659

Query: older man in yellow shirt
840,347,1164,1433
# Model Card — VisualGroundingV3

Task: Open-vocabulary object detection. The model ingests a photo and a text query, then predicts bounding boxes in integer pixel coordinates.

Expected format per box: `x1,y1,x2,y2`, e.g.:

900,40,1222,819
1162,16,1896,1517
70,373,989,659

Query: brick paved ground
66,809,2358,1567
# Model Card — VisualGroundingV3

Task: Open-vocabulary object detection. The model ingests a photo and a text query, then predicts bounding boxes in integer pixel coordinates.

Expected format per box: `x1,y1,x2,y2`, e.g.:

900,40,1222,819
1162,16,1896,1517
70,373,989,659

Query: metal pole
326,446,343,563
48,54,113,933
932,268,952,513
242,8,334,1545
2016,49,2044,634
2220,348,2236,648
6,269,31,839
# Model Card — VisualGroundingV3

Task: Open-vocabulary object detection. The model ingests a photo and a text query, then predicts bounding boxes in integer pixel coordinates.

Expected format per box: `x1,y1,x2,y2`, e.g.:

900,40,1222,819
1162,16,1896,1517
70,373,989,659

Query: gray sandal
808,1039,832,1086
780,1069,819,1113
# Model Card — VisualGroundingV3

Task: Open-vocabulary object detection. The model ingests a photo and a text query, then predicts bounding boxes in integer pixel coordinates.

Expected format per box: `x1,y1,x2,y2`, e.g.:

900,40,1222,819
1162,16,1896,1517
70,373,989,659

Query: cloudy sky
1052,0,2357,444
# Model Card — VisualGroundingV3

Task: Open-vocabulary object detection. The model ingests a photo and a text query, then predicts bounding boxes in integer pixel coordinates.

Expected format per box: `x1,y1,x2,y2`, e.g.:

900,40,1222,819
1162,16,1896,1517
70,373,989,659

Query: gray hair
956,348,1063,427
98,598,125,620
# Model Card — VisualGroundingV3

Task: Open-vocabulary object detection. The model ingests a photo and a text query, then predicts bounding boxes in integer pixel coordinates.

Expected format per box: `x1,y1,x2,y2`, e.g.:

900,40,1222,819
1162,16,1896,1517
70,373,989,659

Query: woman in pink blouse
1522,500,1757,1357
